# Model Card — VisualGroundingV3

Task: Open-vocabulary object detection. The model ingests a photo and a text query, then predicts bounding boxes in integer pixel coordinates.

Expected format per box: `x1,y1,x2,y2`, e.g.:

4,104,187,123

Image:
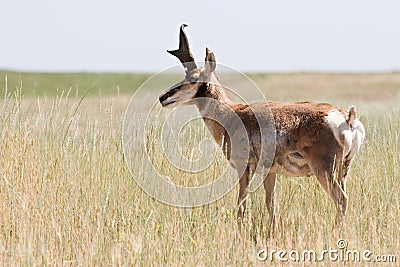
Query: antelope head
159,24,217,108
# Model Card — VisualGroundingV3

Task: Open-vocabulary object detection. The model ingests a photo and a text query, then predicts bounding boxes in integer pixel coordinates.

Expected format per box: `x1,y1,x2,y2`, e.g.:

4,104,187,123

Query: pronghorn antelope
159,24,365,227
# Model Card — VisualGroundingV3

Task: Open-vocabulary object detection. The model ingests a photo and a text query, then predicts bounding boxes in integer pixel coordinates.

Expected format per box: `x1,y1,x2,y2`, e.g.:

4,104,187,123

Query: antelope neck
194,81,234,146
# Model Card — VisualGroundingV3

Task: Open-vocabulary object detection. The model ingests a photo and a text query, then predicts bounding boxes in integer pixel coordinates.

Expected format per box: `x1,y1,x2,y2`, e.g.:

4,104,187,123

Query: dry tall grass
0,73,399,265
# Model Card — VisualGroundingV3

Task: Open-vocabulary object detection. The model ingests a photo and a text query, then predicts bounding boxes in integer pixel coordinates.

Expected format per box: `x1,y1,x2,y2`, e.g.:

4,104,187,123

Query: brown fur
160,25,365,230
194,85,352,228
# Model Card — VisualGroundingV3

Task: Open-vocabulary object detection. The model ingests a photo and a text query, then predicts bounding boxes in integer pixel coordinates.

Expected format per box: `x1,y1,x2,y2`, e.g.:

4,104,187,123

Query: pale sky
1,0,399,73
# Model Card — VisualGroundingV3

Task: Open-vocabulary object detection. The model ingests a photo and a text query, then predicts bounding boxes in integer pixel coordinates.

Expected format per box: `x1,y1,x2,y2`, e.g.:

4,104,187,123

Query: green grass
0,72,399,265
0,71,151,97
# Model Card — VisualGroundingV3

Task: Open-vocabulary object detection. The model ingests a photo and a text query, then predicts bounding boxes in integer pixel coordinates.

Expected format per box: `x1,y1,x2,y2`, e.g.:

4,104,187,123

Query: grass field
0,71,399,265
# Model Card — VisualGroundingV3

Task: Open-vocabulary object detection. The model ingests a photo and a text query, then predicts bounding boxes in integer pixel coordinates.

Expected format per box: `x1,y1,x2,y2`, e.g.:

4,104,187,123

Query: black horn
167,24,197,72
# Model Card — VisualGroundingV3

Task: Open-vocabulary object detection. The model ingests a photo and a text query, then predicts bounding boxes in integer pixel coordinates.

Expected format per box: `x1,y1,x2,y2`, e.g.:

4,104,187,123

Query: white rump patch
325,109,365,159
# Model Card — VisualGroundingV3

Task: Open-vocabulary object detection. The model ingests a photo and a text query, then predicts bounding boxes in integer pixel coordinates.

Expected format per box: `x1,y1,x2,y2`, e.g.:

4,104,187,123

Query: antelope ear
204,47,216,74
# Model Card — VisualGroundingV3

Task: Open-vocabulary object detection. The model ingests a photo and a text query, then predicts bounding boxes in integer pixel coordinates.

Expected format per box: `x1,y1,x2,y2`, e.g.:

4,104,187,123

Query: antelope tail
347,105,357,127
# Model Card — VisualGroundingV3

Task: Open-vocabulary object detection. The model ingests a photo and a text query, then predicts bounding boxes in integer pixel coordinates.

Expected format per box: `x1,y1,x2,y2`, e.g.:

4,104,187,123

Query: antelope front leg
237,167,250,225
263,172,277,230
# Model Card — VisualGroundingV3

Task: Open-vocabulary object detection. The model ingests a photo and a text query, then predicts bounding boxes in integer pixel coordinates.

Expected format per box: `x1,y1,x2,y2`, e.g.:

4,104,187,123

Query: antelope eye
188,77,198,83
